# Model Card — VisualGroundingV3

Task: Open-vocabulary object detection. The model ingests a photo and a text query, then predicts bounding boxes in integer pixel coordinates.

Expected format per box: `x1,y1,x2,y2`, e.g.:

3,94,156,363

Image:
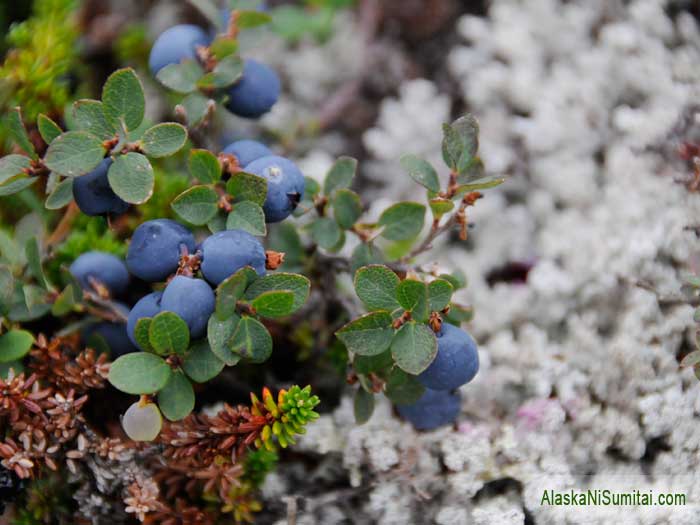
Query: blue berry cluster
148,15,280,120
397,323,480,430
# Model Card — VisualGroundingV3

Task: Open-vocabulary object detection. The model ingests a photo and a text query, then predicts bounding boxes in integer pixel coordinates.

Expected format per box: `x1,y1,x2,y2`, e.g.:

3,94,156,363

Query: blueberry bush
0,0,505,522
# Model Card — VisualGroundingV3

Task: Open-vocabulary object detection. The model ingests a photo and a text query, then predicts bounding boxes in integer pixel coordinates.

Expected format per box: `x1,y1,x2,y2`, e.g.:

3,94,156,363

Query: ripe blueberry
160,276,215,339
148,24,211,75
396,388,461,430
72,158,129,217
127,291,163,349
224,59,280,119
126,219,195,282
245,155,305,222
418,323,479,391
70,251,129,296
200,229,267,286
222,140,272,169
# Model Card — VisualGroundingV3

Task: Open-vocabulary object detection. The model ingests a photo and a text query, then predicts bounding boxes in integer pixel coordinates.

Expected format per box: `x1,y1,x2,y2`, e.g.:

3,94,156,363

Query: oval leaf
251,290,295,318
311,217,341,249
208,315,242,366
149,311,190,356
37,114,62,144
354,265,400,311
157,371,195,421
171,185,219,225
189,149,221,183
244,273,310,313
45,178,74,210
354,388,375,425
107,152,154,204
227,201,267,235
183,340,225,383
0,330,34,363
397,279,429,322
333,189,362,230
141,123,188,158
73,100,116,140
400,154,440,193
324,156,357,195
102,68,145,131
228,316,272,363
44,131,106,177
336,311,394,356
109,352,172,394
156,61,204,93
428,279,454,312
391,322,437,375
379,202,426,241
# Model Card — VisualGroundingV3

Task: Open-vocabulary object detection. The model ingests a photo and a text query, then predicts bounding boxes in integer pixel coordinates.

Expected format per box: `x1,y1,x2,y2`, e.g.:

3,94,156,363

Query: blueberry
418,323,479,391
222,140,273,168
127,291,163,349
148,24,211,75
200,229,266,286
72,158,129,217
126,219,195,282
244,155,305,222
160,276,215,339
70,252,129,296
396,388,461,430
224,59,280,119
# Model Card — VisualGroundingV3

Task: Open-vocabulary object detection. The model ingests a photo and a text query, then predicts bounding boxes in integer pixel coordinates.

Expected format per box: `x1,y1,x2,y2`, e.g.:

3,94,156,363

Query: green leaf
333,189,362,229
134,318,154,352
156,61,204,93
324,156,357,195
384,368,425,405
0,155,31,185
149,311,190,356
0,177,36,197
354,265,400,311
442,115,479,174
102,68,145,132
311,217,342,249
171,185,219,225
44,131,106,177
396,279,428,322
0,267,15,312
244,273,310,313
429,198,454,219
25,238,50,290
350,243,384,274
141,123,188,158
216,267,258,320
400,154,440,193
198,55,244,89
183,340,225,383
7,108,36,159
336,311,394,356
226,172,268,206
107,152,154,204
428,279,454,312
0,330,34,362
251,290,295,318
391,322,437,375
179,93,211,126
457,157,485,184
45,178,74,210
208,315,242,365
209,37,239,60
227,201,267,235
378,202,426,241
73,100,116,140
37,114,62,144
455,177,505,194
237,10,272,28
109,353,172,394
228,316,273,363
354,388,374,424
157,371,195,421
354,350,393,375
189,149,221,183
